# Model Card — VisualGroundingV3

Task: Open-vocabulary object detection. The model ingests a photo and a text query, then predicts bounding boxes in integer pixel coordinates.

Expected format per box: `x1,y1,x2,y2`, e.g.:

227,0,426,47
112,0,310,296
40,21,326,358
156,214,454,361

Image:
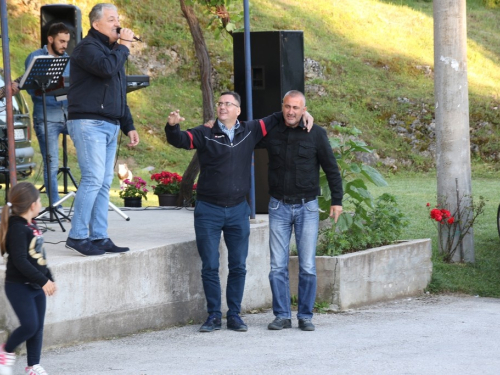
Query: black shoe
92,238,130,253
66,238,105,257
199,314,222,332
298,318,315,331
227,315,248,332
268,317,292,330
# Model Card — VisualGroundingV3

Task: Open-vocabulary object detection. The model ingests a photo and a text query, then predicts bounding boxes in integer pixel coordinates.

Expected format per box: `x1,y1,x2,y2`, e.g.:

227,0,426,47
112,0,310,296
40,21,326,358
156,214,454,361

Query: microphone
116,27,143,42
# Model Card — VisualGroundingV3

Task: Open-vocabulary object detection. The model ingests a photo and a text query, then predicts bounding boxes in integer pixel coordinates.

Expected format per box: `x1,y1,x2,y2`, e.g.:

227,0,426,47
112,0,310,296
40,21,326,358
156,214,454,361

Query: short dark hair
47,22,70,38
283,90,306,106
220,91,241,106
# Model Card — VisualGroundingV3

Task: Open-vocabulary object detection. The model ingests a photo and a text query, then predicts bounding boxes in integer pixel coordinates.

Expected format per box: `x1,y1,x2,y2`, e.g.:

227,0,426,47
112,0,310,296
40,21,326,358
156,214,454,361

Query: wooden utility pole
433,0,474,262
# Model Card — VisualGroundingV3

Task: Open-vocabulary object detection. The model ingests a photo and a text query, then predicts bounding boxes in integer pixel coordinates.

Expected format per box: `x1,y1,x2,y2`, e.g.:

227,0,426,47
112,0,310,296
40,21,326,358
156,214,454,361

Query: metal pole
243,0,255,219
0,0,18,186
434,0,474,262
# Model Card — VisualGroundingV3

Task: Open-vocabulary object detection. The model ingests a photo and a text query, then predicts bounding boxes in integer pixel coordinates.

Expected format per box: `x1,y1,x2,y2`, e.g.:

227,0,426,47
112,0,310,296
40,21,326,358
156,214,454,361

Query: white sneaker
0,344,15,375
25,365,48,375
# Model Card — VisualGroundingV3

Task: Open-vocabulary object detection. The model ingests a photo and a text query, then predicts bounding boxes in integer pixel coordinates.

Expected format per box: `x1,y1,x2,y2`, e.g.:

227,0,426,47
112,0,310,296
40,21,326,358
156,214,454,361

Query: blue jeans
194,200,251,318
4,282,46,366
268,196,319,320
33,120,68,205
67,119,118,240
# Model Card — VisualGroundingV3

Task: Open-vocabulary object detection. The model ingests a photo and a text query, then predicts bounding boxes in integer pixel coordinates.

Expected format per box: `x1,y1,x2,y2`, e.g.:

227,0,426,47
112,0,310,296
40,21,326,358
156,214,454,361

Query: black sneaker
92,238,130,253
268,317,292,330
199,314,222,332
66,238,105,257
227,315,248,332
298,318,315,331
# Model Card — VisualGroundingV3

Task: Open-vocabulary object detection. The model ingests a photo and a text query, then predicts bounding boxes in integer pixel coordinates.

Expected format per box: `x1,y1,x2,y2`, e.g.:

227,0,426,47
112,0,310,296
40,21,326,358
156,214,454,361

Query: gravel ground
12,294,500,375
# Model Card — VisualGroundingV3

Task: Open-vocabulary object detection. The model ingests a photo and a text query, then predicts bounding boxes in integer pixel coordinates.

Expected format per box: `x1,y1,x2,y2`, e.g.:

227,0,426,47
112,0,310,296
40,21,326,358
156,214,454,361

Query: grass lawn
371,172,500,298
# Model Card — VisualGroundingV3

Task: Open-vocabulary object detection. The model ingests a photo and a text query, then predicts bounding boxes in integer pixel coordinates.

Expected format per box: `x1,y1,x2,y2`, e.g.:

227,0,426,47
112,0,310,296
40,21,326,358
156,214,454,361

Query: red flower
426,203,430,207
447,217,455,224
430,209,443,222
440,209,451,219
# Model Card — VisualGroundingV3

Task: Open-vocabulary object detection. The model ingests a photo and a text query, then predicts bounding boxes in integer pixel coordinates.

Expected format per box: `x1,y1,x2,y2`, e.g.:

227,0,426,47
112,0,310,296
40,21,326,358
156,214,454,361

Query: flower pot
123,197,142,207
157,194,179,207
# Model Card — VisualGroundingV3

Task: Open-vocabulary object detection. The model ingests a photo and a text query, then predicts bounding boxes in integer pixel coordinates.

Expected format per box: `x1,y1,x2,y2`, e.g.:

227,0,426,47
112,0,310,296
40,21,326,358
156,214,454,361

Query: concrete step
0,209,272,349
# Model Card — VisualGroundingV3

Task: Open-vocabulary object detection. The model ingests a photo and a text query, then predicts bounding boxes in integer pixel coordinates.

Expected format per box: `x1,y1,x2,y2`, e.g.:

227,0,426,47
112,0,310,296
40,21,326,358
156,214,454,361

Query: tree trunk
433,0,474,262
178,0,215,206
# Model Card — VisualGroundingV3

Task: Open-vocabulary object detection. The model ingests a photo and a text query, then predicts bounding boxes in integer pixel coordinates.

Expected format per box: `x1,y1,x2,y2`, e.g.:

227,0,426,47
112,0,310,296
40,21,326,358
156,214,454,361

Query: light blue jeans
268,196,319,320
67,119,119,240
33,120,68,205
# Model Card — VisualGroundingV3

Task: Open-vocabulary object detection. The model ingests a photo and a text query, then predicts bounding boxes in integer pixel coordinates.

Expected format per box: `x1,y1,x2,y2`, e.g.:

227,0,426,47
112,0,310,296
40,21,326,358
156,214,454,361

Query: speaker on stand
233,31,305,213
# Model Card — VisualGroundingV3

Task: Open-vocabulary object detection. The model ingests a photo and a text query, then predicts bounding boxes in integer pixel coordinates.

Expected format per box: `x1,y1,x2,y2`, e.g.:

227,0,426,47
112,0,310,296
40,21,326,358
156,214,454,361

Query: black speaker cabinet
40,4,82,56
233,31,304,213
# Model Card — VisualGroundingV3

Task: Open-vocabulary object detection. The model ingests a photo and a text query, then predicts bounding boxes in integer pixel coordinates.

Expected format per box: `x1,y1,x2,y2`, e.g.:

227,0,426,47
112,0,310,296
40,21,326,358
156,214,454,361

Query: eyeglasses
216,102,239,108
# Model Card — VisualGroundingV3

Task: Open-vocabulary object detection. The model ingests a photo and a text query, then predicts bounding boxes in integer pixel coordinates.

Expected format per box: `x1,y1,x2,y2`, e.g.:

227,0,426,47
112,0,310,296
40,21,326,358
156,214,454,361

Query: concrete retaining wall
289,239,432,311
0,224,272,349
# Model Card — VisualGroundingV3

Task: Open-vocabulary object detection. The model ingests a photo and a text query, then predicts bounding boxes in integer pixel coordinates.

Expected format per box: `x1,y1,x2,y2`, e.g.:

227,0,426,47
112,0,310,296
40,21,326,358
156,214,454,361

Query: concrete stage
0,206,273,349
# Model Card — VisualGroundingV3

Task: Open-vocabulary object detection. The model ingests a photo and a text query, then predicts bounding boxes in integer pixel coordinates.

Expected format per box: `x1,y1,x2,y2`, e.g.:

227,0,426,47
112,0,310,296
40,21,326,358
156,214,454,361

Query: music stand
19,55,71,231
37,80,78,194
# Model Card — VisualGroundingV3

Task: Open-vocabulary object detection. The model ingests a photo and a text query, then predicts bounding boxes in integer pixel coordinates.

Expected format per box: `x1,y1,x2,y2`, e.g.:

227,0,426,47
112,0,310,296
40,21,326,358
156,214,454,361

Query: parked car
0,71,36,184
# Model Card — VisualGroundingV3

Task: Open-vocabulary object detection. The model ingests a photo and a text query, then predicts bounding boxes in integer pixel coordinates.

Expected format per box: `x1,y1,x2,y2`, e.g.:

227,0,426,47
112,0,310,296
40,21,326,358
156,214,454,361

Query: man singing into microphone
65,3,139,256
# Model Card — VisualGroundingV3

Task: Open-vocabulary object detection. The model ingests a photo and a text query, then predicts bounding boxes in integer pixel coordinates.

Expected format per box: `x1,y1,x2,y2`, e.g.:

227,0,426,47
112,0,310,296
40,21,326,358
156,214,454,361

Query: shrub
317,125,408,255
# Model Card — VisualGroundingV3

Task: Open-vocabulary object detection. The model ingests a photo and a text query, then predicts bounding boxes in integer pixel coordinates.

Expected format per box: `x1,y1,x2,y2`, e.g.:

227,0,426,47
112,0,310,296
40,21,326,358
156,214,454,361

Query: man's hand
127,130,139,147
302,111,314,132
42,280,57,296
118,27,134,49
330,205,342,223
203,119,215,128
11,82,19,96
168,110,185,126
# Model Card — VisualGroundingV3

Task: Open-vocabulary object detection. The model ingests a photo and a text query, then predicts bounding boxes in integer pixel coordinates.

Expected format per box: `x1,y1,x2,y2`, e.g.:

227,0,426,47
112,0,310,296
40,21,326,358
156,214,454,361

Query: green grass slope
3,0,500,177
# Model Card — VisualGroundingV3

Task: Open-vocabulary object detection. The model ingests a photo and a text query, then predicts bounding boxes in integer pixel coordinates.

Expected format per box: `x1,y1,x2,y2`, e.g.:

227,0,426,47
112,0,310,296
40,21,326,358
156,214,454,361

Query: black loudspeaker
233,31,305,213
40,4,82,56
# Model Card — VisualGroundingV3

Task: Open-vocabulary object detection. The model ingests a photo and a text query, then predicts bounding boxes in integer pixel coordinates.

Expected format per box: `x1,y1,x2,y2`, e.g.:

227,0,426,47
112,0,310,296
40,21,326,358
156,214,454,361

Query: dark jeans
4,282,46,366
194,200,250,318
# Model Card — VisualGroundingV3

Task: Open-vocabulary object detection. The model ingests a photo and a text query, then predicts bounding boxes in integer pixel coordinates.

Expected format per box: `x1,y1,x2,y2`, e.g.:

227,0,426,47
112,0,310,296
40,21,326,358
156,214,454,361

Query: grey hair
89,3,117,25
283,90,306,106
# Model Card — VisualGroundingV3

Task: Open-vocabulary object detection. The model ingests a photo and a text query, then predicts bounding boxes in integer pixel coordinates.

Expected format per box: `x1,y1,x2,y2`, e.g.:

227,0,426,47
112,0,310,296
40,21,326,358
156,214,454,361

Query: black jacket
5,216,53,288
166,113,282,207
68,28,135,135
257,118,343,206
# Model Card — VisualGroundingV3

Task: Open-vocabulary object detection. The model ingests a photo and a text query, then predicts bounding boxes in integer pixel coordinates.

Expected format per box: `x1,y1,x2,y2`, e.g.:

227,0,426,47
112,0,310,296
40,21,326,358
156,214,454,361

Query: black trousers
4,282,46,366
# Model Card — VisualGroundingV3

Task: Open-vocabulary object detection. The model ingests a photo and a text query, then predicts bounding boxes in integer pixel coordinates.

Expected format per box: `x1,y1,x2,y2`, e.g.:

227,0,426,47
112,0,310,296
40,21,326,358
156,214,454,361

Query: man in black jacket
166,91,312,333
65,3,139,256
260,90,343,332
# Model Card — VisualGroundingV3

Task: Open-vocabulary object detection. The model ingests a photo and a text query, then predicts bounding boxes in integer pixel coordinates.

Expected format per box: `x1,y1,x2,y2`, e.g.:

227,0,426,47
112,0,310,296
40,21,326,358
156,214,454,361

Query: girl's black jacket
5,216,53,288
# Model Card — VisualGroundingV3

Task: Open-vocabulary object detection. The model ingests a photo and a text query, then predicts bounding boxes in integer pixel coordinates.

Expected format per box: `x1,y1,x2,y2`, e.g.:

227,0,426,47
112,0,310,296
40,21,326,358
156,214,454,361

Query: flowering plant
150,171,182,195
428,206,455,225
119,176,148,200
426,195,485,262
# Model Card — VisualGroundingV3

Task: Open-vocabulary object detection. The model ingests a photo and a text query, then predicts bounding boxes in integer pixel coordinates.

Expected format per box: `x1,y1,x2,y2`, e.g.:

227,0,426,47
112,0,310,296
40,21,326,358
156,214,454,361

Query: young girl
0,182,56,375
